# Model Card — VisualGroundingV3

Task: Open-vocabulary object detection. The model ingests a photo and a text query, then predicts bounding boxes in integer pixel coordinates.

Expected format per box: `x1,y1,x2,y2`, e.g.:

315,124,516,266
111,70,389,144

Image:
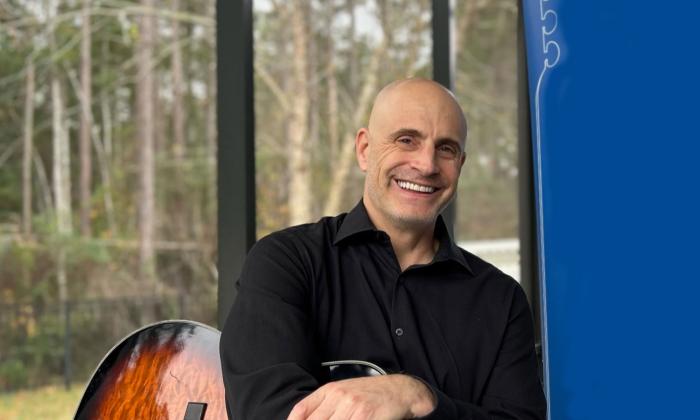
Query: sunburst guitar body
74,319,386,419
74,320,226,420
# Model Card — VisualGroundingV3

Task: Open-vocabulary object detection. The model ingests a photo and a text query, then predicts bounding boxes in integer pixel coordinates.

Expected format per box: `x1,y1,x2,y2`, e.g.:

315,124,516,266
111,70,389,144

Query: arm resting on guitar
220,234,321,419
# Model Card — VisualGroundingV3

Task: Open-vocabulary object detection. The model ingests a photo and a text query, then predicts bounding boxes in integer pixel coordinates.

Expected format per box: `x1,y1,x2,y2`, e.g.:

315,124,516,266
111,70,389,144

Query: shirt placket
376,234,424,372
391,269,420,372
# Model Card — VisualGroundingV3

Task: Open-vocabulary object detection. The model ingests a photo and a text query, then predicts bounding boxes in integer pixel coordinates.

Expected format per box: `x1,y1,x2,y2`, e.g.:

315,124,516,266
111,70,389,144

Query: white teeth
397,180,435,193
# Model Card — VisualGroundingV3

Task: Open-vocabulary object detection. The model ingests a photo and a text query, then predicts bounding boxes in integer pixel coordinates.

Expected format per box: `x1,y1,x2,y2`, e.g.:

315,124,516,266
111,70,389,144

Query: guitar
74,320,385,419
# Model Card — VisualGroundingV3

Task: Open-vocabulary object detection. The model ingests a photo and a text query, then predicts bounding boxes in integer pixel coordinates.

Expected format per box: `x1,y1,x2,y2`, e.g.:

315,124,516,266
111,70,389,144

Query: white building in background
459,238,520,282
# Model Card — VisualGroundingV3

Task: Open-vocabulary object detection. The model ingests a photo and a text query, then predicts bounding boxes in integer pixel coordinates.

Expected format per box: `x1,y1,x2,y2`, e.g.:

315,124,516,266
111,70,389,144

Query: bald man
220,79,546,419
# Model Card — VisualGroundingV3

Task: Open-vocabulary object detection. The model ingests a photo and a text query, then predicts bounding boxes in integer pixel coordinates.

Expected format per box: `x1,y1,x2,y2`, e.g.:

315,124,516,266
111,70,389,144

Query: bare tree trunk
323,41,387,216
52,71,71,316
33,149,53,215
170,0,189,244
137,0,157,292
48,0,72,314
454,0,483,52
205,0,217,222
288,0,311,225
79,0,93,236
326,38,339,162
94,38,117,236
206,58,217,167
403,6,429,75
306,14,320,217
171,0,186,163
99,88,117,235
307,19,319,153
22,59,35,238
346,0,358,93
321,0,393,217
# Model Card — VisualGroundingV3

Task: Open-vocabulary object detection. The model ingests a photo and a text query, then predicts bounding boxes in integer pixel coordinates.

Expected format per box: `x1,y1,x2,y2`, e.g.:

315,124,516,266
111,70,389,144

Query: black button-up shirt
220,201,546,419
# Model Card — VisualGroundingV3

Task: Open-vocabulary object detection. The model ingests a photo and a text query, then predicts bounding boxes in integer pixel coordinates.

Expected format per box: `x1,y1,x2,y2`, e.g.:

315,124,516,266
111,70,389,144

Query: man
220,78,546,419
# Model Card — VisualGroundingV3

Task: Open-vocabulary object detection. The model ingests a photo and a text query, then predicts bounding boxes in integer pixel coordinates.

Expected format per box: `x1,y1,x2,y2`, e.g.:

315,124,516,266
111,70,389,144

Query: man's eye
438,144,459,157
396,137,414,146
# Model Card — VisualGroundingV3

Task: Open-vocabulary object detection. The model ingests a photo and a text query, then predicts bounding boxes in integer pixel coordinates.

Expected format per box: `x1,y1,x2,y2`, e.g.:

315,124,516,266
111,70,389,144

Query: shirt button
395,328,404,337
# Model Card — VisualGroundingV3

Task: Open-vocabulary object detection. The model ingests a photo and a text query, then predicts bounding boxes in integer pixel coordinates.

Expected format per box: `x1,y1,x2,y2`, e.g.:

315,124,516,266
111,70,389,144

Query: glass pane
254,0,432,237
0,0,217,402
453,0,520,280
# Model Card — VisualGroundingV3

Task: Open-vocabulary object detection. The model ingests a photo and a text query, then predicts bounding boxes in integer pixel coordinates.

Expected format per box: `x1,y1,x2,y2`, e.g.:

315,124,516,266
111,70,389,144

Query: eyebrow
389,128,425,139
389,128,463,151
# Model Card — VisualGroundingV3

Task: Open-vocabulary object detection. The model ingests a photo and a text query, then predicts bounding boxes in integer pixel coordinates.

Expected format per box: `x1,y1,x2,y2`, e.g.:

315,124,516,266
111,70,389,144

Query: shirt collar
432,215,473,274
333,200,379,245
334,200,473,274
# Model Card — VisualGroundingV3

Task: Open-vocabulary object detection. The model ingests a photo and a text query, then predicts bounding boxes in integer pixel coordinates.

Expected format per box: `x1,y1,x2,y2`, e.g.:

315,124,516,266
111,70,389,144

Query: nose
410,144,439,176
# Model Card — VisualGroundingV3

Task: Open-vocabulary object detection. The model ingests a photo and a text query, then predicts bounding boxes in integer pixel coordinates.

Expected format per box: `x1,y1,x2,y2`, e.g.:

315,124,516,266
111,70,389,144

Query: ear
355,128,370,172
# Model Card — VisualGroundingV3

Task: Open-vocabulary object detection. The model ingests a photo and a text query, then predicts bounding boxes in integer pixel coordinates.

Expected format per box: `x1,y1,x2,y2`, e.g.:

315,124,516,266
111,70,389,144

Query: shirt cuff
408,375,456,419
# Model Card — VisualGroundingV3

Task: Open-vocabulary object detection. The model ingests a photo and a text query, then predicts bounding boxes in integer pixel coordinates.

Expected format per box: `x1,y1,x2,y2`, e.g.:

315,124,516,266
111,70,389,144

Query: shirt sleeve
219,233,321,419
420,284,547,420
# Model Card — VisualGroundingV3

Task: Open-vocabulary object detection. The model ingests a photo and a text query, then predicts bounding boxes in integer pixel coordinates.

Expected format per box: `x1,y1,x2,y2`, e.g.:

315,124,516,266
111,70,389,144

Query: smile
396,179,437,193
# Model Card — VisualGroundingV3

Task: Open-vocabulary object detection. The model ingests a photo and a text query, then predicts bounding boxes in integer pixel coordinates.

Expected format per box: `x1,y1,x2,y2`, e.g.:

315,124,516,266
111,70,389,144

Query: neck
389,226,439,271
363,201,439,271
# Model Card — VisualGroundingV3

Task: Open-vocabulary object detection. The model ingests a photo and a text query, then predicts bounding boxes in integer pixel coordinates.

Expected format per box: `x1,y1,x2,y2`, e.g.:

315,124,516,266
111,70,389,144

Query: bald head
354,78,468,233
367,78,468,145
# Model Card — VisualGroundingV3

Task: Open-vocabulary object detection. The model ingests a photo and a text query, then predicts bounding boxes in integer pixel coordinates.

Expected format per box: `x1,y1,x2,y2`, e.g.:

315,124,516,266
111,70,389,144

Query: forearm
392,374,437,418
287,374,437,420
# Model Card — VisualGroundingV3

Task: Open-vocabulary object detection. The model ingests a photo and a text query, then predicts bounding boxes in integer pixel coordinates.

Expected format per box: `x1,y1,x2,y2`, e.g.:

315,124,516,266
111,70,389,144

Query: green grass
0,384,85,420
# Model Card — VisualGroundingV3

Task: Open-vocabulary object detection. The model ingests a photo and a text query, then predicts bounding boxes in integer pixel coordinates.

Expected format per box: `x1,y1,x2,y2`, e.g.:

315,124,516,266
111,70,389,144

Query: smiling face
356,79,467,232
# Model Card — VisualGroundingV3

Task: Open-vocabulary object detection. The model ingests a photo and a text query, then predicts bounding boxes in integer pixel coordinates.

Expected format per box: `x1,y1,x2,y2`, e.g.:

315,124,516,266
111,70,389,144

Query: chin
395,201,448,222
390,212,438,228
